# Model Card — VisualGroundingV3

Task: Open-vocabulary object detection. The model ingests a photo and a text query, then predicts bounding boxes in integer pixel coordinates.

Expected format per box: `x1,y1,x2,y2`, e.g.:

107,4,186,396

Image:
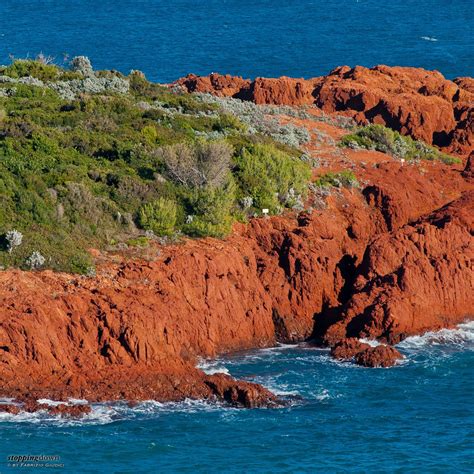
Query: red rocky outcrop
176,65,474,156
0,96,472,410
323,191,474,345
330,338,402,368
462,151,474,180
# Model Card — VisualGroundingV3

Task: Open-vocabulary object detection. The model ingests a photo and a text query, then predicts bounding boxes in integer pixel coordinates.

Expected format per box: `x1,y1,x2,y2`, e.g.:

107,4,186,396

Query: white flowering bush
195,94,312,147
26,251,46,270
49,75,130,100
240,196,254,209
5,230,23,253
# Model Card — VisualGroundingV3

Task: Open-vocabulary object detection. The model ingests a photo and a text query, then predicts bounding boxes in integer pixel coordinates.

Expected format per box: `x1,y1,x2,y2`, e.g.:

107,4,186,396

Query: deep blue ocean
1,0,473,81
0,1,473,472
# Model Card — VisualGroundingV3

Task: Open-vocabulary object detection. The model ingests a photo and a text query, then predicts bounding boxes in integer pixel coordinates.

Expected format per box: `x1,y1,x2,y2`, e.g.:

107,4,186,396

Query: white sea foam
397,321,474,350
260,342,298,352
196,358,230,375
358,338,381,347
421,36,438,42
260,380,300,397
315,389,331,401
0,397,16,405
36,398,67,407
0,398,229,426
35,398,90,406
68,398,89,405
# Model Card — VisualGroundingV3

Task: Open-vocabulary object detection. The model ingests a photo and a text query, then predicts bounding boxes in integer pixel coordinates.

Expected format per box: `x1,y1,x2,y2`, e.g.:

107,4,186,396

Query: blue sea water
0,0,473,81
1,323,473,473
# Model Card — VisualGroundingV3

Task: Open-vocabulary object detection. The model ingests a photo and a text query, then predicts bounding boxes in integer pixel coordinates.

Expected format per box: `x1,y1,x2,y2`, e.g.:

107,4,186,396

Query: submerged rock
330,338,402,367
354,345,402,368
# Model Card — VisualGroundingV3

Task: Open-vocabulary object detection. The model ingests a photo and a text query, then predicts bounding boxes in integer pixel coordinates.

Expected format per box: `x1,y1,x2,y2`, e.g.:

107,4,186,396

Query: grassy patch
314,170,359,188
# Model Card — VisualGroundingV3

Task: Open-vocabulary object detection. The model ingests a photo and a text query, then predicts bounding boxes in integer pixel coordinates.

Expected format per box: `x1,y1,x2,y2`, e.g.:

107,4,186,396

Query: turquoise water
1,323,473,473
1,0,473,81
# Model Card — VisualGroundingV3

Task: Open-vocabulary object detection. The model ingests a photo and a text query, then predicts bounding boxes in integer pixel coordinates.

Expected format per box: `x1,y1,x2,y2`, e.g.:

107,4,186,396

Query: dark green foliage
340,124,460,165
138,197,177,236
0,60,311,273
182,179,237,238
234,144,311,213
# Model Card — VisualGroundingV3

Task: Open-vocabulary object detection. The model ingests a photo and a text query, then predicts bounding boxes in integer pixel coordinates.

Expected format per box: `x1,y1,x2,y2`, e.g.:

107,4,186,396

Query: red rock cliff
0,84,473,408
177,65,474,156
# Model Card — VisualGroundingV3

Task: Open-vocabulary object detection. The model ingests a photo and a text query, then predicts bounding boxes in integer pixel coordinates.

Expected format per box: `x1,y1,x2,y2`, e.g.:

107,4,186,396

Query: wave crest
397,321,474,350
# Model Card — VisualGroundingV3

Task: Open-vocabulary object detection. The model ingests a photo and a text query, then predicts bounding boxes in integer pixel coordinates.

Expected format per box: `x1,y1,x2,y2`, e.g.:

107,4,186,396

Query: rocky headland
0,63,472,415
177,65,474,156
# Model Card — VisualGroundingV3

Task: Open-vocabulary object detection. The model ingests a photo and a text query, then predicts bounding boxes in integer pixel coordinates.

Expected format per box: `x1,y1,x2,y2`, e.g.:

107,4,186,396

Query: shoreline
0,64,472,414
1,319,473,420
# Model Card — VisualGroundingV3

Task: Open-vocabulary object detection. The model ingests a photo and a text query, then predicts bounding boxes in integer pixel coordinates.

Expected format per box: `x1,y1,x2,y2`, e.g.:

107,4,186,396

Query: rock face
0,239,279,407
176,65,474,155
462,151,474,180
178,73,252,99
0,88,473,410
322,191,474,345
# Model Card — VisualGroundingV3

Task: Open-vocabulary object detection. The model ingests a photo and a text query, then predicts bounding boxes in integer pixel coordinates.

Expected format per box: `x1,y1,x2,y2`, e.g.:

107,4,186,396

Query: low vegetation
313,170,359,188
0,57,311,273
340,124,460,165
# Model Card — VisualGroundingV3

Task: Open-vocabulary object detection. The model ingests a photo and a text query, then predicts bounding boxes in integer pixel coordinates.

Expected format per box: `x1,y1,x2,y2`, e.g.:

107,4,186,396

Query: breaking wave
397,321,474,350
0,399,232,427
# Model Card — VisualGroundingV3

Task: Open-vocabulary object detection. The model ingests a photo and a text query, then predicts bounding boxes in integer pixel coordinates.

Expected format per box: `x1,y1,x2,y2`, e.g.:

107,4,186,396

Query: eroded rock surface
0,83,472,411
177,65,474,155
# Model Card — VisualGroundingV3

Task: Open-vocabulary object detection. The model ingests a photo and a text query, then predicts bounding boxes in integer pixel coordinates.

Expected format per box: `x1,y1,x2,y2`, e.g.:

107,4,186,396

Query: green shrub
340,124,460,165
70,253,95,275
126,236,150,247
234,144,311,213
314,170,359,188
182,179,236,238
138,197,177,236
2,59,60,81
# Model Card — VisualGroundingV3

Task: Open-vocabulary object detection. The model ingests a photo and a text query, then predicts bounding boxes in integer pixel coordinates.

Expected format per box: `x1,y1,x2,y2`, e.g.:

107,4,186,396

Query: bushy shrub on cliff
2,59,61,81
1,58,81,82
25,250,45,269
0,59,310,273
159,141,233,188
340,124,460,164
5,229,23,253
182,179,237,237
138,198,177,236
234,144,311,213
69,56,94,77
